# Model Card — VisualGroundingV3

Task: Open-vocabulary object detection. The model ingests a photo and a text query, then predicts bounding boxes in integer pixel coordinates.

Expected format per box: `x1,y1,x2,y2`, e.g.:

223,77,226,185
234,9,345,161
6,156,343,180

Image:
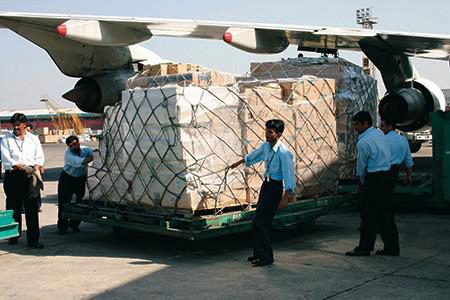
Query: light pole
356,8,378,76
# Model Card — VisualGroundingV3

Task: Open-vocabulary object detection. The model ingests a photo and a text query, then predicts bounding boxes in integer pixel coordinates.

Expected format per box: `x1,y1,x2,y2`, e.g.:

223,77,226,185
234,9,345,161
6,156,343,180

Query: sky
0,0,449,110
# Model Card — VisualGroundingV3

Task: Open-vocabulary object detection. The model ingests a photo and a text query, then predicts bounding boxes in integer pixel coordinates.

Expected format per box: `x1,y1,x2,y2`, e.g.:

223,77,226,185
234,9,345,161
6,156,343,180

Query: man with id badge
230,119,295,266
1,113,45,248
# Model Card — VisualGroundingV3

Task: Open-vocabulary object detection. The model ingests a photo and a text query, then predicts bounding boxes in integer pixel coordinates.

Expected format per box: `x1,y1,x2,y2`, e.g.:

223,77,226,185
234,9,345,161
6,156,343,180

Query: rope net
87,57,377,217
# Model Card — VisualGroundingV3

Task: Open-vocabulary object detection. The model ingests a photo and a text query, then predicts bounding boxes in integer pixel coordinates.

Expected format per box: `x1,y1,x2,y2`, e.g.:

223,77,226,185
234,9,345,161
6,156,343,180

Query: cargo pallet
0,210,19,240
65,194,352,240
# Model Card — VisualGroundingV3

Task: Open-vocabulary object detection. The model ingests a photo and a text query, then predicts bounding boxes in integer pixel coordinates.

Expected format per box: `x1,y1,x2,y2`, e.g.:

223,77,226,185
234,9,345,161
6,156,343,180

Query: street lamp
356,8,378,76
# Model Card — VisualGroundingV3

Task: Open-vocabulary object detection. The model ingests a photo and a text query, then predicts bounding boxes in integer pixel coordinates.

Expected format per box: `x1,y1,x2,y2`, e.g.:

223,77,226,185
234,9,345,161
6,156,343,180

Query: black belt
264,177,282,183
391,164,400,172
5,166,33,174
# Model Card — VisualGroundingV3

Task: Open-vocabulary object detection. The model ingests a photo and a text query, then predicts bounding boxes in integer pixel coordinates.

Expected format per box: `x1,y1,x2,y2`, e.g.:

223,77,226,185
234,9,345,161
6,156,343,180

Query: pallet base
65,194,353,240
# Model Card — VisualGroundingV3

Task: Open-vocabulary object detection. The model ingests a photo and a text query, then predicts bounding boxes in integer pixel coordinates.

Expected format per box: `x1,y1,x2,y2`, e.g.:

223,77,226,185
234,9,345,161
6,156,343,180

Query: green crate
0,210,19,240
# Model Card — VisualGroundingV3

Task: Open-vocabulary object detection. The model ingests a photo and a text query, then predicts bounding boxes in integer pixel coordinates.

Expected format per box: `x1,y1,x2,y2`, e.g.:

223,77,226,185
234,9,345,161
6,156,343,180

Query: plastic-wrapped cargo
249,57,378,177
87,58,377,216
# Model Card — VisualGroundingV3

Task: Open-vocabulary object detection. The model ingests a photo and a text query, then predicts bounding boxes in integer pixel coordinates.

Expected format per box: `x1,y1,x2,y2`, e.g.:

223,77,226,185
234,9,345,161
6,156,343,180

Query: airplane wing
2,11,450,65
0,11,153,77
1,11,448,124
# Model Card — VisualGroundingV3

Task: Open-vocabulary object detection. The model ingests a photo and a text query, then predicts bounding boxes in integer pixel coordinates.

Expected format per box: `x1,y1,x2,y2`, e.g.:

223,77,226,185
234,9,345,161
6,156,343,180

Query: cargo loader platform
65,194,352,240
0,210,19,240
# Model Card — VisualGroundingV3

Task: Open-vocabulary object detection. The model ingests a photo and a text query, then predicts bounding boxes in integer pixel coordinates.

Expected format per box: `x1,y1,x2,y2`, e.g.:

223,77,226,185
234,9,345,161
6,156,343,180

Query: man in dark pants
57,135,94,234
1,113,45,248
346,111,394,257
230,119,295,266
376,118,413,255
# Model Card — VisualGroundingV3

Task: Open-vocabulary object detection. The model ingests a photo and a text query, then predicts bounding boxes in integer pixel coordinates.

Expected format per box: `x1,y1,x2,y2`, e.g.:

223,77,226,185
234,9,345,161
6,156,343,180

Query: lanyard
14,138,24,153
266,150,276,169
265,149,276,181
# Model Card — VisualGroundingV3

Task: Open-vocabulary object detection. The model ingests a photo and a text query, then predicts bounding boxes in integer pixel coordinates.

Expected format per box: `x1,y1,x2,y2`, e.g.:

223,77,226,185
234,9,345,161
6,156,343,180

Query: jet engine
62,69,134,113
223,28,289,54
378,77,445,132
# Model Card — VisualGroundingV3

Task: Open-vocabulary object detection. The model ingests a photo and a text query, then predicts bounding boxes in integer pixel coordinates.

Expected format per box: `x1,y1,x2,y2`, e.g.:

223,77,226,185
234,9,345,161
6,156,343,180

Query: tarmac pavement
0,143,449,299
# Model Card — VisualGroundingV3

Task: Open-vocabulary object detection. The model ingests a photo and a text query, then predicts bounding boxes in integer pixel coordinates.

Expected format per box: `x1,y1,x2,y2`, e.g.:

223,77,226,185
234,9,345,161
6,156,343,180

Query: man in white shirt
1,113,45,248
57,135,94,234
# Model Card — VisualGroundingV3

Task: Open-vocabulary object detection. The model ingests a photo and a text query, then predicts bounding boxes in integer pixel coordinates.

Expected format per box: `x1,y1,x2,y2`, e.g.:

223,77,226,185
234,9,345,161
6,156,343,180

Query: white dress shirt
0,131,45,170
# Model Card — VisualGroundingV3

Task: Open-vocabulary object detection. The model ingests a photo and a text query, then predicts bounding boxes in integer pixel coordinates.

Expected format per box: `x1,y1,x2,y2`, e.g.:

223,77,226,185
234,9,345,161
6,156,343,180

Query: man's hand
229,159,244,169
34,164,44,174
278,192,294,210
13,163,25,170
404,168,413,186
404,175,412,186
356,183,363,193
83,155,94,165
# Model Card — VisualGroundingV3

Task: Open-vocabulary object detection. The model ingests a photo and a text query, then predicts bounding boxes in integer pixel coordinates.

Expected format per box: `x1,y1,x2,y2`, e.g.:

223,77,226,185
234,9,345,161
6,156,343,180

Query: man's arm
278,150,296,210
356,142,369,186
229,143,265,169
404,166,413,185
403,137,414,185
33,137,45,174
83,154,94,165
0,137,19,170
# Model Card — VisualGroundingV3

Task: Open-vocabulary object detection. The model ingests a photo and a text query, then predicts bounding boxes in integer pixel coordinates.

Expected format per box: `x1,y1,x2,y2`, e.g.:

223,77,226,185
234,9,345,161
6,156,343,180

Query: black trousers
358,170,399,253
57,171,85,231
252,179,283,262
4,170,40,244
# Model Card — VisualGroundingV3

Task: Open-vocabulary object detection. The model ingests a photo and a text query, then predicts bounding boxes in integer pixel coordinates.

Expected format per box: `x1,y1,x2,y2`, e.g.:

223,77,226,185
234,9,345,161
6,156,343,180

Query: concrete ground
0,143,449,300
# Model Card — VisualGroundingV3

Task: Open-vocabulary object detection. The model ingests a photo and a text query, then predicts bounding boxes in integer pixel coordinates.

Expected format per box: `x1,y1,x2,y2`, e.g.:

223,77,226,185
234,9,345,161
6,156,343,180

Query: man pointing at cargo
230,119,295,267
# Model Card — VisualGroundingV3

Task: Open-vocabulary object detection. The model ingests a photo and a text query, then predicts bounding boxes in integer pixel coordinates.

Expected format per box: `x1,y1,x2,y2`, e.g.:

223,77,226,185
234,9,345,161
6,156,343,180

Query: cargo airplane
1,11,449,132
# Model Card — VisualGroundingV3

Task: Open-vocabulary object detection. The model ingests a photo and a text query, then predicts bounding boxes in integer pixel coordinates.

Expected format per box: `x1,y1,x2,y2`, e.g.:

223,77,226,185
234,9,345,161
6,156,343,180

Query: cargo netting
87,57,377,217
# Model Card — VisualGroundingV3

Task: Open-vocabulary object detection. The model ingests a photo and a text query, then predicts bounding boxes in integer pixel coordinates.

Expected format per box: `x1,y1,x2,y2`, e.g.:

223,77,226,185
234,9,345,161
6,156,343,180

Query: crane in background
40,97,84,135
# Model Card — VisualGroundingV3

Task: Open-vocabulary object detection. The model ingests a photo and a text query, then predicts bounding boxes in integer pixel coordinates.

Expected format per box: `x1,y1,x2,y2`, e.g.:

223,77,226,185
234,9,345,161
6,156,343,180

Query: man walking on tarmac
346,111,394,257
57,135,94,234
1,113,45,248
230,119,295,266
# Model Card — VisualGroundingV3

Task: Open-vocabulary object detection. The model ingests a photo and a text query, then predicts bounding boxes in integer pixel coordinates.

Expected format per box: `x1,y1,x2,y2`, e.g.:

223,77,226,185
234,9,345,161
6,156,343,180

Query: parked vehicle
401,130,432,153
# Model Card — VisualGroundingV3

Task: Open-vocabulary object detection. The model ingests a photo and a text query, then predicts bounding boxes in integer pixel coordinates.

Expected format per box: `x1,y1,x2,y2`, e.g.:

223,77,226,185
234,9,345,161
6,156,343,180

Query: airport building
0,108,103,142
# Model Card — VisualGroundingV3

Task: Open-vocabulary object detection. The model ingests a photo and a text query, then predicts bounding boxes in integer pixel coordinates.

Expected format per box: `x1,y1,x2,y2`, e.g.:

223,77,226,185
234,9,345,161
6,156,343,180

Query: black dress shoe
375,249,399,256
247,256,259,262
8,238,18,245
27,242,44,249
252,259,274,267
345,249,370,256
70,226,80,233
